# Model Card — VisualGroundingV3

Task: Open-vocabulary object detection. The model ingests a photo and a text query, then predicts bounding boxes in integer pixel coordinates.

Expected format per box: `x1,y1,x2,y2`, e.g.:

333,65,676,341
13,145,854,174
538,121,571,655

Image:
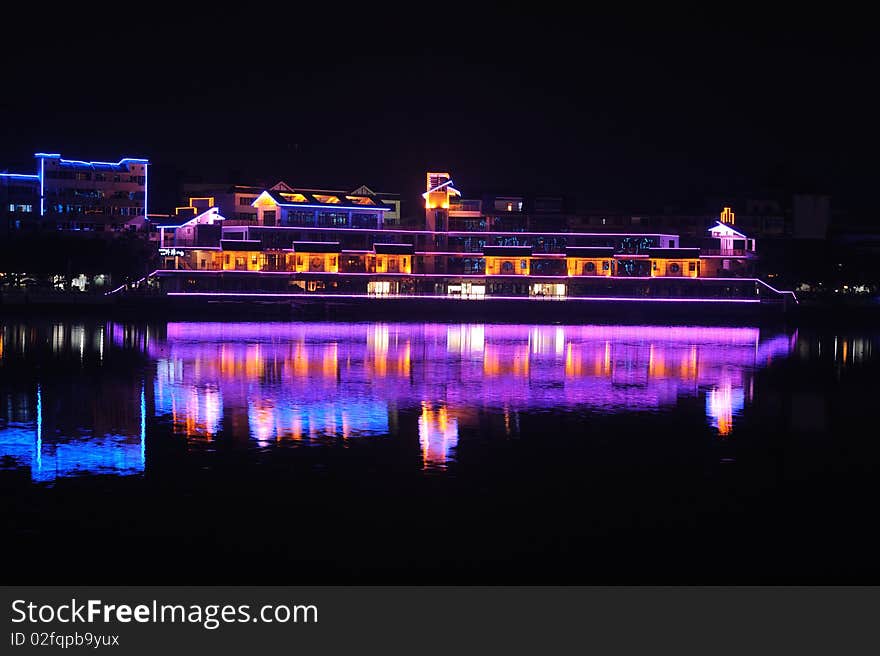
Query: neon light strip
0,173,39,179
39,157,45,216
140,383,146,468
53,157,149,166
422,179,455,197
237,225,679,238
113,270,795,302
144,162,148,219
166,292,762,303
709,220,748,239
104,270,158,295
151,268,779,284
35,384,42,475
156,209,223,229
148,268,798,300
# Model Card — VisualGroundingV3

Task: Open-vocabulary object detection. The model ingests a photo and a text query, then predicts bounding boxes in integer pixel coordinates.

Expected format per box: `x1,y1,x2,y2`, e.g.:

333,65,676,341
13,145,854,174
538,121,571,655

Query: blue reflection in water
0,321,805,480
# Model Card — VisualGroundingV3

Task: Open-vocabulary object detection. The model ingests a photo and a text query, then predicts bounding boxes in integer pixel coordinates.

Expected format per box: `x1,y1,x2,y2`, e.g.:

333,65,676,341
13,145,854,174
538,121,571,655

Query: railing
701,249,750,256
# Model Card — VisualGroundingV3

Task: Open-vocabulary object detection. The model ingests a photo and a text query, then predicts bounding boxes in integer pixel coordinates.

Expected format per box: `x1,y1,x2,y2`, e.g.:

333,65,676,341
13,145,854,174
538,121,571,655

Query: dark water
1,319,878,583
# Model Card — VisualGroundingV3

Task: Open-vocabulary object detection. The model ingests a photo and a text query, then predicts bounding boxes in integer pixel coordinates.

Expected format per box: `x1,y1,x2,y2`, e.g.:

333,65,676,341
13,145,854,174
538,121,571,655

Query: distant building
1,152,149,234
792,194,831,240
0,170,39,234
424,172,574,233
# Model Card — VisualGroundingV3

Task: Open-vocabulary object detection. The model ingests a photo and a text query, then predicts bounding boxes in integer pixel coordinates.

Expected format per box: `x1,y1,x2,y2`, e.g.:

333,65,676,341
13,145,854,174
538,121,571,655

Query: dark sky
1,8,876,217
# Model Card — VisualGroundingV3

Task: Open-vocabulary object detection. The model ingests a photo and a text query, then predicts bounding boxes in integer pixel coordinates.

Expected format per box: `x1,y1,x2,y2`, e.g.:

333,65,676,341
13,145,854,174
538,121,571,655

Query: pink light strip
237,225,679,238
166,292,762,303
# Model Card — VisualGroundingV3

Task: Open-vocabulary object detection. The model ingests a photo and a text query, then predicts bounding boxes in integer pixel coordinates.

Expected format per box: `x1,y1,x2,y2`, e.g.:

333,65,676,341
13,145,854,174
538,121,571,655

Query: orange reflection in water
418,402,459,469
484,345,530,377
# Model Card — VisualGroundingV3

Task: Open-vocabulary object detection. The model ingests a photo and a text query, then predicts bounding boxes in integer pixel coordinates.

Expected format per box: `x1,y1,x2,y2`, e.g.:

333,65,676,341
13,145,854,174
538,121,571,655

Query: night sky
2,9,875,218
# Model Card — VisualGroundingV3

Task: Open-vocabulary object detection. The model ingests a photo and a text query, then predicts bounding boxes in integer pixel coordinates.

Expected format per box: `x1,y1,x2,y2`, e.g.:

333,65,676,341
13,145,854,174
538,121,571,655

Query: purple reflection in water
153,322,796,467
0,321,797,479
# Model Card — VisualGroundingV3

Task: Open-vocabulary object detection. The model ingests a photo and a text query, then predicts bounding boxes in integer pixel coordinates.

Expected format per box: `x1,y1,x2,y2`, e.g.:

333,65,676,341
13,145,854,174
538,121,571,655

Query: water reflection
0,321,813,481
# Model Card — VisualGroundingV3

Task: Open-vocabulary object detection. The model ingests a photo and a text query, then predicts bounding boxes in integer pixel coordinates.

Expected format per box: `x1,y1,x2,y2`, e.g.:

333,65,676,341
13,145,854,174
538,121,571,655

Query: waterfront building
141,169,798,307
1,153,149,234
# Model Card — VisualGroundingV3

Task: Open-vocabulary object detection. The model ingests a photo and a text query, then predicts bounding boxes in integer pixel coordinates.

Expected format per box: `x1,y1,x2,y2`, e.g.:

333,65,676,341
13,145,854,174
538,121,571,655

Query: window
313,194,341,204
669,263,680,273
251,255,258,265
584,261,595,273
75,172,91,181
520,260,527,270
225,254,230,265
502,261,514,273
239,196,257,205
689,262,696,272
603,261,610,271
263,210,276,226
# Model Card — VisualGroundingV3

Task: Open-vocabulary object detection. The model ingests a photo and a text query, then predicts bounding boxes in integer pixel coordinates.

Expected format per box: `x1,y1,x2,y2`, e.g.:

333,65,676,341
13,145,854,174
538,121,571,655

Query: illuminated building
1,153,149,234
130,170,796,307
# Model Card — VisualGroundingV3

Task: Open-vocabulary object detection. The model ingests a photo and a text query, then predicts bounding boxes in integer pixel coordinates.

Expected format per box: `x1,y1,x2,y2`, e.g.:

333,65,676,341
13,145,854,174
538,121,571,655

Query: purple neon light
166,292,762,303
148,268,795,299
235,225,679,238
164,322,764,343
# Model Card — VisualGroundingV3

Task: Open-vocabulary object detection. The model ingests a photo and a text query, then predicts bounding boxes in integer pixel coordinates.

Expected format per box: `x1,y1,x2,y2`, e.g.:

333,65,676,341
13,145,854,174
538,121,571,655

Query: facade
1,153,149,234
0,170,39,235
142,170,796,305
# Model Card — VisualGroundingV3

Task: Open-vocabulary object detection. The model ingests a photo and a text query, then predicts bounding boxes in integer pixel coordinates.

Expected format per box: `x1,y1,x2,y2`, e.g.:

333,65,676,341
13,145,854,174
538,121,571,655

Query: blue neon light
34,153,150,168
39,157,45,216
36,384,42,475
0,173,39,180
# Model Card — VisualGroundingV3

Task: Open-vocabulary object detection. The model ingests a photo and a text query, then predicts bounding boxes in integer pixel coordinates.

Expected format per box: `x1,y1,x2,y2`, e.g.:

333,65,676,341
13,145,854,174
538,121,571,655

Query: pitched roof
255,189,394,211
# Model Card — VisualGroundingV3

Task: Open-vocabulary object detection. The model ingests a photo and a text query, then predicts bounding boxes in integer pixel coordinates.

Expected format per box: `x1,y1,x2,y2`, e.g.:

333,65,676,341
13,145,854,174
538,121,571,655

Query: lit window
345,196,375,205
313,194,341,204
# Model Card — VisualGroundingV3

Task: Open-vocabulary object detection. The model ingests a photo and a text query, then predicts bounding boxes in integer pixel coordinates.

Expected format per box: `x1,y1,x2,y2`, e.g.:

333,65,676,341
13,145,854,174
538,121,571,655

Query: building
0,170,39,235
181,181,403,226
791,194,831,240
1,153,149,234
133,169,798,306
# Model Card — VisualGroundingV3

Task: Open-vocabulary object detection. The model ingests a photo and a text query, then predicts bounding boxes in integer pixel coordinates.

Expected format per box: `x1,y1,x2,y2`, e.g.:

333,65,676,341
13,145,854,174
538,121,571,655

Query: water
1,319,878,582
